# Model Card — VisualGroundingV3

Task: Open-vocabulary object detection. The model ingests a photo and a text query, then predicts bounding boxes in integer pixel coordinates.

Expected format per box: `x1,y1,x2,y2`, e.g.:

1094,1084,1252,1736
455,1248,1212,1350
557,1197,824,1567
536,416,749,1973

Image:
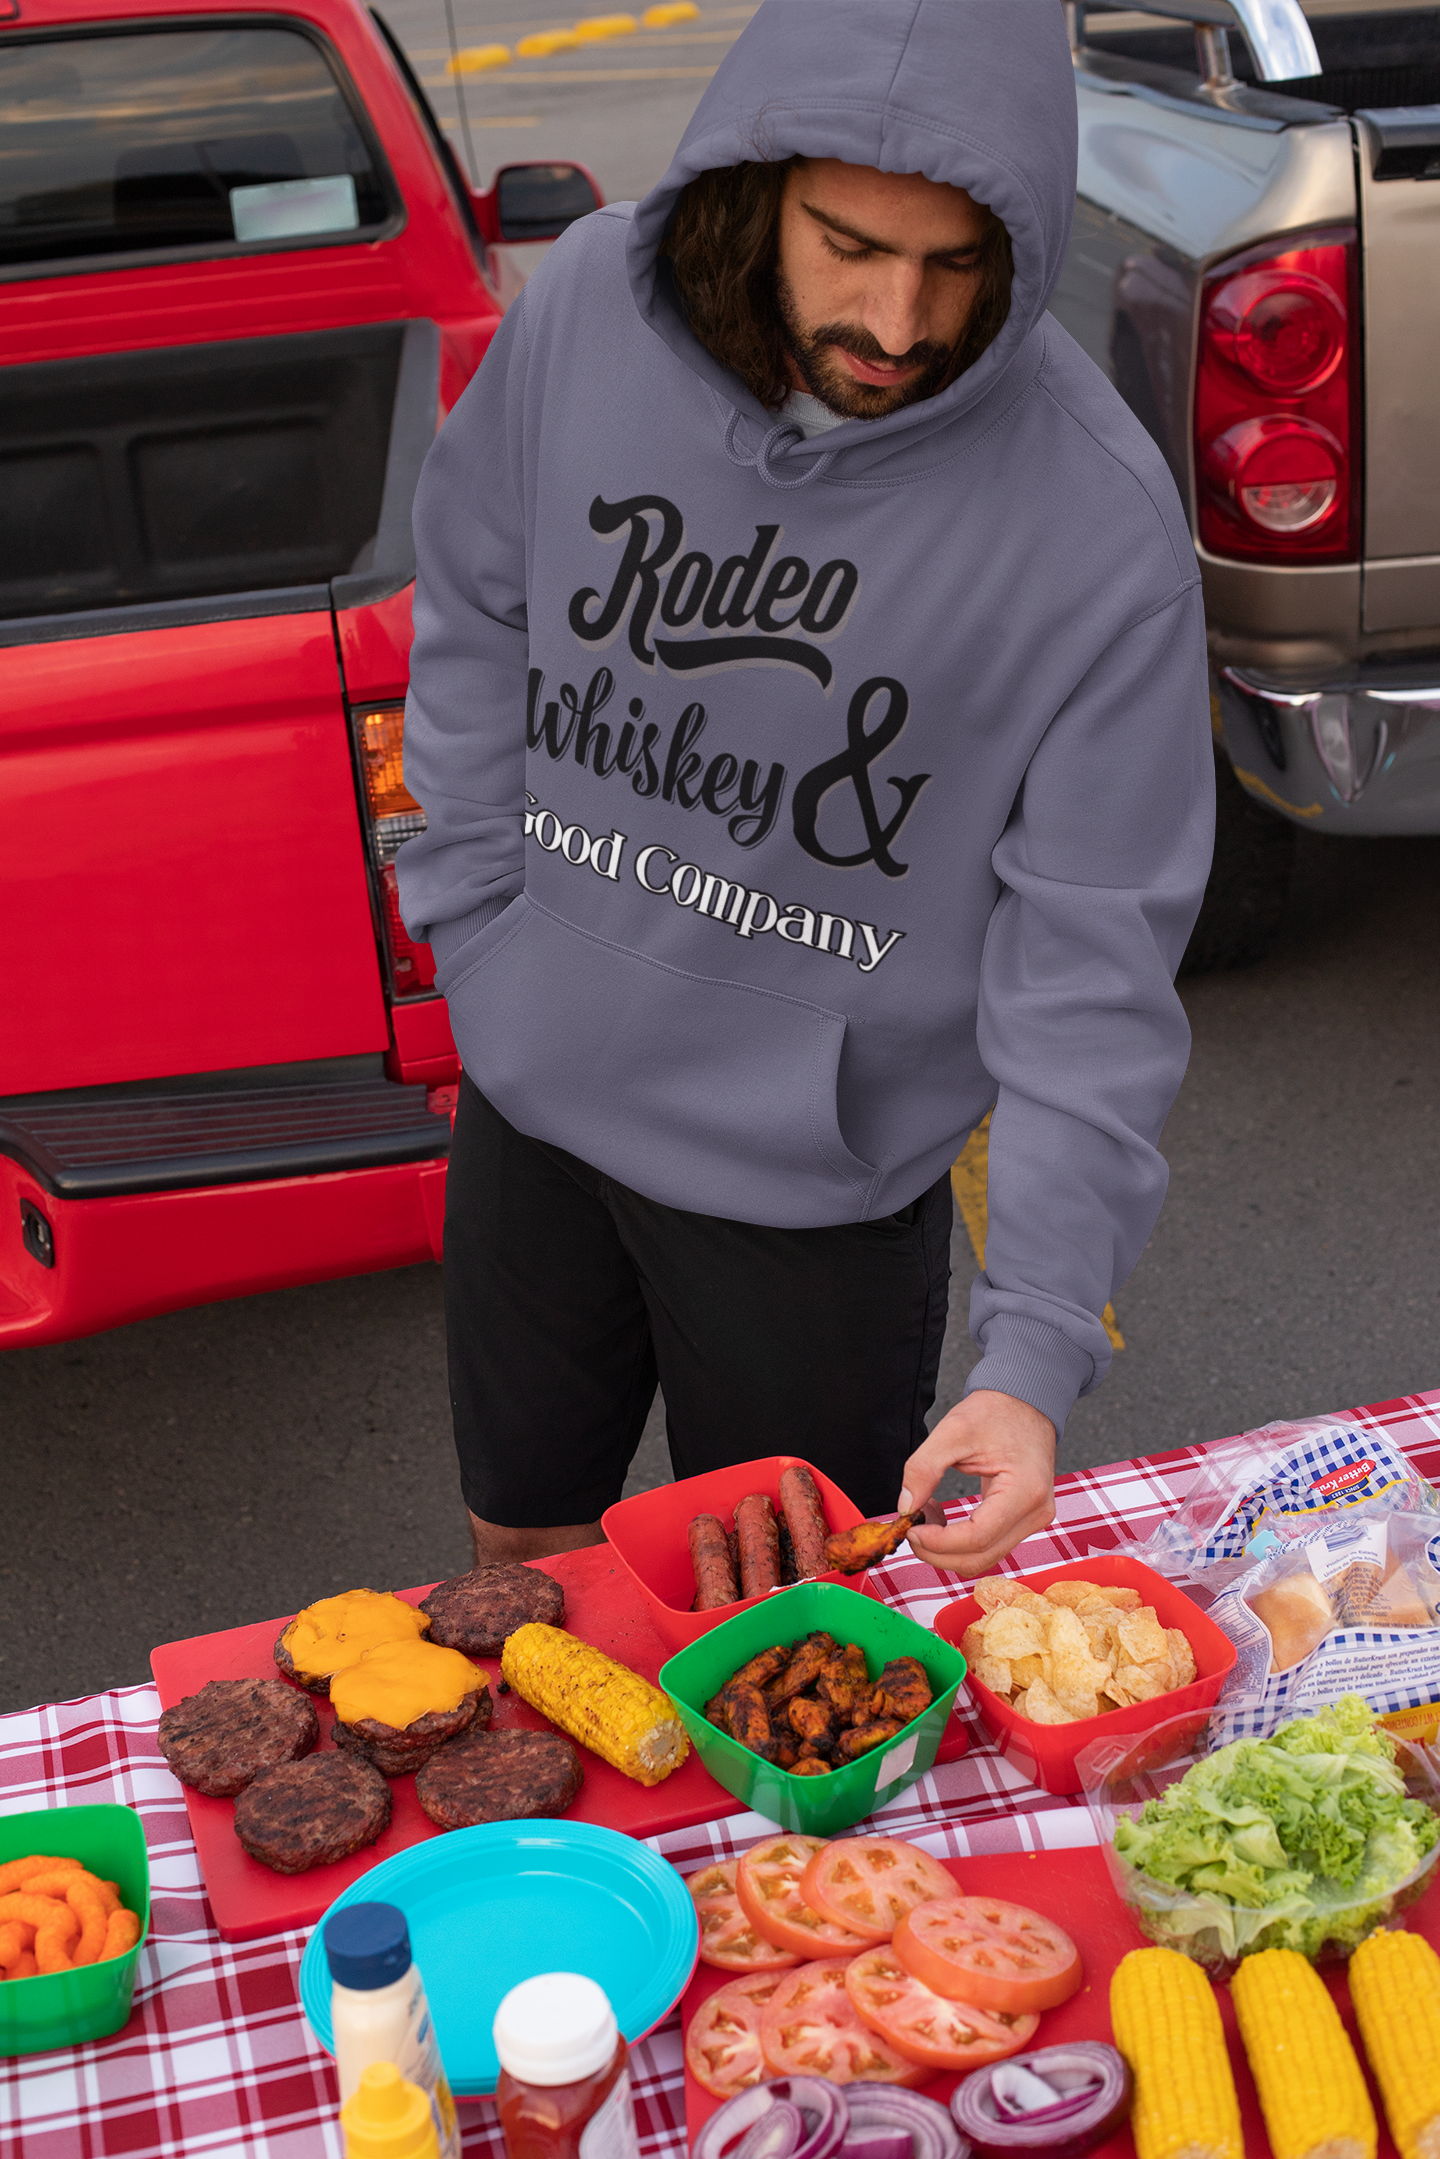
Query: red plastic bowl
933,1555,1237,1796
601,1456,870,1654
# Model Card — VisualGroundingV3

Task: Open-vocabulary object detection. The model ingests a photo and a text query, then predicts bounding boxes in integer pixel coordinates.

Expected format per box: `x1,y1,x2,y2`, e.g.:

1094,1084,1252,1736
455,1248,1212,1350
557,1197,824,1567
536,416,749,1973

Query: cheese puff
96,1880,122,1916
0,1890,81,1975
101,1908,142,1962
0,1854,83,1896
64,1878,110,1967
6,1952,39,1979
0,1920,31,1968
24,1868,98,1899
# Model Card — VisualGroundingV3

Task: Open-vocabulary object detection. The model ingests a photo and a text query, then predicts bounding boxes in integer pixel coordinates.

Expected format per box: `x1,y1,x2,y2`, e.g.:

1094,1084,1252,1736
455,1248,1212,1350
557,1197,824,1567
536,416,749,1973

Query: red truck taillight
1195,231,1359,564
354,703,436,997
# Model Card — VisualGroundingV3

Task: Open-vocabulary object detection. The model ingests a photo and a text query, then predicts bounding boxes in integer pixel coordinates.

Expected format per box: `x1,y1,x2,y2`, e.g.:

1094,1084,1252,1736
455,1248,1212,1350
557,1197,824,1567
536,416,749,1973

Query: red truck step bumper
0,1069,451,1348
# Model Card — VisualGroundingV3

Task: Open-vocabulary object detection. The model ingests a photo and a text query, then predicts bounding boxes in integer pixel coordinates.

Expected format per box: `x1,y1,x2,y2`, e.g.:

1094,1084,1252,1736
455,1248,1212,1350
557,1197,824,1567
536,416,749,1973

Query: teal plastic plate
298,1818,700,2096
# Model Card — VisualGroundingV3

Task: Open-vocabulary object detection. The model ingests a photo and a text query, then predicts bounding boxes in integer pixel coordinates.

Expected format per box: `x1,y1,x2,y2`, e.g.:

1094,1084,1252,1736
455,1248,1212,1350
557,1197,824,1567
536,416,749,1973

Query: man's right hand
898,1388,1056,1578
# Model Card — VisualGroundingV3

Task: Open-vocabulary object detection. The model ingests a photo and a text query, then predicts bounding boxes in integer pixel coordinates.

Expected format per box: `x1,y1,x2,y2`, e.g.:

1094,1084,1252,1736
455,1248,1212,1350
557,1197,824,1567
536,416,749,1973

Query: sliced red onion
950,2045,1131,2159
841,2132,912,2159
693,2078,848,2159
844,2082,967,2159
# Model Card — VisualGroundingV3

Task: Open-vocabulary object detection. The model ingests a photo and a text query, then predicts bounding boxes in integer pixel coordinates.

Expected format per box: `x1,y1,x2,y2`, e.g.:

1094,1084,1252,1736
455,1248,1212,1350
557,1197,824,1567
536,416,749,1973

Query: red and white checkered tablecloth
5,1393,1439,2158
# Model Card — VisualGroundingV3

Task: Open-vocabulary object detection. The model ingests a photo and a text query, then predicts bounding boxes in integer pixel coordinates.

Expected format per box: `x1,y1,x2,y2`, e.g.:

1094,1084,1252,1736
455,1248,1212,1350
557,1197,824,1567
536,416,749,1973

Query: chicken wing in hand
823,1515,918,1575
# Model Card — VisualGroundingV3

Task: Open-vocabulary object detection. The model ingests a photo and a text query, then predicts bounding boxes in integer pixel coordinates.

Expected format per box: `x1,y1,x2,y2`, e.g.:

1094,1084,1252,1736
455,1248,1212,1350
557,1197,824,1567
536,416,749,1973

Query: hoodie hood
627,0,1079,481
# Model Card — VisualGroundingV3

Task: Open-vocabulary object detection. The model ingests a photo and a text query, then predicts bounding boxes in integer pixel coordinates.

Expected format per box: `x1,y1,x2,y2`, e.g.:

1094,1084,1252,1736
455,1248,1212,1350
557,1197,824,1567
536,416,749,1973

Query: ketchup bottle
494,1974,639,2159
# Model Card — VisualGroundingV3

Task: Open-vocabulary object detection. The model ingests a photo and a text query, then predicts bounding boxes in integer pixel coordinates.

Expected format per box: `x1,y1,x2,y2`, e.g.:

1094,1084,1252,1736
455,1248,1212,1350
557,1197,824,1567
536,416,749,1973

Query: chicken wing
869,1656,932,1724
786,1695,836,1749
823,1515,918,1575
764,1632,838,1709
834,1718,904,1762
816,1642,871,1718
720,1681,778,1760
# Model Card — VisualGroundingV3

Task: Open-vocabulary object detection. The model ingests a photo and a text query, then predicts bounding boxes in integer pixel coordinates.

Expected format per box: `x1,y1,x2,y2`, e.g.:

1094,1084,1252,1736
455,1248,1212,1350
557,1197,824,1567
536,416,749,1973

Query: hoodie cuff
964,1314,1096,1442
426,896,511,969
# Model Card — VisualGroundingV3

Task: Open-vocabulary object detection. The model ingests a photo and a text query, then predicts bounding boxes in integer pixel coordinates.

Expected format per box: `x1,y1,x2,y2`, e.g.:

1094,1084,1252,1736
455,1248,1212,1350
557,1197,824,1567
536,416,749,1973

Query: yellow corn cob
1350,1929,1440,2159
1111,1945,1243,2159
1232,1948,1375,2159
500,1624,689,1786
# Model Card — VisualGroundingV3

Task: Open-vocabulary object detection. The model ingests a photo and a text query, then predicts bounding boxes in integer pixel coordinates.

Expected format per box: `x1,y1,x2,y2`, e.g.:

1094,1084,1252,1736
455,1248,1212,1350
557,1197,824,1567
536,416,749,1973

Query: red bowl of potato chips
934,1556,1236,1795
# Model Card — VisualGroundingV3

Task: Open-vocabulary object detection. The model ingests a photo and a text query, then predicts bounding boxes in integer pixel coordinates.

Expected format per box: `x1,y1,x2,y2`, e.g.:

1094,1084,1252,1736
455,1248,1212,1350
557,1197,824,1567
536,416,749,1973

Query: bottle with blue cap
325,1901,460,2159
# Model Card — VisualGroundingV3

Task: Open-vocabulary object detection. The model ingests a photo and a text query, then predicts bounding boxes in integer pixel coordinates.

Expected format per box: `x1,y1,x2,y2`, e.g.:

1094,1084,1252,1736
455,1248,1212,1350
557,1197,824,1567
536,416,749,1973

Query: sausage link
688,1514,739,1611
735,1493,781,1598
778,1465,829,1580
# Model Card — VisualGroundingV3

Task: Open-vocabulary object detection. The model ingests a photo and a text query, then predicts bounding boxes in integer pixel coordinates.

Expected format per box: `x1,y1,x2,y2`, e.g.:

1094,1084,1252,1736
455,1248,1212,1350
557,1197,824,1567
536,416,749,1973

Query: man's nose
863,261,930,358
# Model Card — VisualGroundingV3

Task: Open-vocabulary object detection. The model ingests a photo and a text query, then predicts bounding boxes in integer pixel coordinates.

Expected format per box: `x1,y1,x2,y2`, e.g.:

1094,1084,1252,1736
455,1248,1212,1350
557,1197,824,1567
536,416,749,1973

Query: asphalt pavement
4,827,1437,1714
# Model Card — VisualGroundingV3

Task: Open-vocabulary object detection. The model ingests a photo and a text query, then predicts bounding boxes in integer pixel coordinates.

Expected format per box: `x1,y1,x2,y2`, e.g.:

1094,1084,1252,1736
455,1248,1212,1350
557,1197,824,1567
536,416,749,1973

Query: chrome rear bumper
1216,665,1440,834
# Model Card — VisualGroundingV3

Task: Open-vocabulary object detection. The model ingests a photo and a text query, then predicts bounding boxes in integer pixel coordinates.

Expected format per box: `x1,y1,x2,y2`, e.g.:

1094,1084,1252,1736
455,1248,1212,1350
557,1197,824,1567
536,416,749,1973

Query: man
397,0,1212,1579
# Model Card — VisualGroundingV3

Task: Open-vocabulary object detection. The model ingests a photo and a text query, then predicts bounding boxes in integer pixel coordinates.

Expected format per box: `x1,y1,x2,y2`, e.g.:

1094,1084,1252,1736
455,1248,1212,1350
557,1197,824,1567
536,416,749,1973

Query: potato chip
1010,1687,1031,1720
972,1654,1012,1697
961,1622,988,1663
1041,1606,1088,1656
1166,1628,1197,1687
981,1607,1047,1659
1042,1581,1102,1611
1052,1683,1101,1720
1023,1677,1077,1725
1105,1587,1143,1611
1117,1608,1169,1665
1081,1617,1118,1670
973,1577,1028,1614
1112,1660,1169,1704
1010,1652,1046,1689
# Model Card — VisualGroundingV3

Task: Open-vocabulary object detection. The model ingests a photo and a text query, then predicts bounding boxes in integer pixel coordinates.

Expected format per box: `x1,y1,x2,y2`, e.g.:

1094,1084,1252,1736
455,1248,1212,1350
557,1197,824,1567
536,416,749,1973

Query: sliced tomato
892,1895,1083,2015
688,1861,802,1973
758,1958,926,2086
736,1834,870,1960
799,1836,958,1944
844,1944,1039,2072
684,1970,792,2098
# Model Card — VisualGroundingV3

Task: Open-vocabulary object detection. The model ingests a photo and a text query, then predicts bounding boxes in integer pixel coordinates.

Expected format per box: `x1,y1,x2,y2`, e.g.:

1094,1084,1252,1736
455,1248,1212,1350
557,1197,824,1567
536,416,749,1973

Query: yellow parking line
424,64,719,81
951,1113,1125,1352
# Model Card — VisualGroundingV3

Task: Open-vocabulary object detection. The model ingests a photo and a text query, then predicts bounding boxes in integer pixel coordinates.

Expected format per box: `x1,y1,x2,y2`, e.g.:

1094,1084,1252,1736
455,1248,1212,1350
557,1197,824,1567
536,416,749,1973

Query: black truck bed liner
0,317,437,623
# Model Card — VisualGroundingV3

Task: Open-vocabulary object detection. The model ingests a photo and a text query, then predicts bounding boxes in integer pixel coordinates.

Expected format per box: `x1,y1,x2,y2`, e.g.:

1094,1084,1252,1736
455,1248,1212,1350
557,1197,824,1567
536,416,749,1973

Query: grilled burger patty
415,1728,583,1828
234,1751,391,1873
157,1678,319,1798
419,1564,565,1656
331,1686,491,1777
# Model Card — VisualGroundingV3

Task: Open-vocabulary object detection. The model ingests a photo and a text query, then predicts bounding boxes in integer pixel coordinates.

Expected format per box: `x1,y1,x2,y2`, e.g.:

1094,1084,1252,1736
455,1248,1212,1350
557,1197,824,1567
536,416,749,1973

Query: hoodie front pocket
440,896,880,1227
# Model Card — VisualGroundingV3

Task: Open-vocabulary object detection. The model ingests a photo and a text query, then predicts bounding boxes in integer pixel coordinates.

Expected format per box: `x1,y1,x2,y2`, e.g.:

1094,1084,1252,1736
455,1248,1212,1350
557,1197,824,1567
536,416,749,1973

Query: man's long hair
660,156,1015,412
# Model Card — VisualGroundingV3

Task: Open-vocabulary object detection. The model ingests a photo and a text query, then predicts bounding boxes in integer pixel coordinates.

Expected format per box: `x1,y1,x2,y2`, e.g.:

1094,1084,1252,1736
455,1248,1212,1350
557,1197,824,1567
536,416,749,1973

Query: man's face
774,158,992,418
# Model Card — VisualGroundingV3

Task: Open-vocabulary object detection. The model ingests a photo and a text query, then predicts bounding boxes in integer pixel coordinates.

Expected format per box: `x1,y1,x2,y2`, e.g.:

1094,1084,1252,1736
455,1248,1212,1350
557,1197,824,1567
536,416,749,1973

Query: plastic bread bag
1106,1416,1438,1597
1204,1503,1440,1744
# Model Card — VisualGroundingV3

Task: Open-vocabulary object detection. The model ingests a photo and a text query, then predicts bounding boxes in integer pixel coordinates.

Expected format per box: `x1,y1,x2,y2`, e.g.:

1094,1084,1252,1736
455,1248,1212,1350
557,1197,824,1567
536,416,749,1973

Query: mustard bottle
341,2061,439,2159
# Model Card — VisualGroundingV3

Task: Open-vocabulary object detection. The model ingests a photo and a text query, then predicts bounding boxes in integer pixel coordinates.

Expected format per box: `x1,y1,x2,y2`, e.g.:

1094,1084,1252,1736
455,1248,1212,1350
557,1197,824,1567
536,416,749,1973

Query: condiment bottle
494,1973,639,2159
325,1901,460,2159
341,2061,439,2159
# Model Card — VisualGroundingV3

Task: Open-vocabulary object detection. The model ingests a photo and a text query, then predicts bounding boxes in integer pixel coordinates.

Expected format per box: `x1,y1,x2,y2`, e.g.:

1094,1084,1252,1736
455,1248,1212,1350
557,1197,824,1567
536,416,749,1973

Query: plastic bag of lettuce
1082,1695,1440,1972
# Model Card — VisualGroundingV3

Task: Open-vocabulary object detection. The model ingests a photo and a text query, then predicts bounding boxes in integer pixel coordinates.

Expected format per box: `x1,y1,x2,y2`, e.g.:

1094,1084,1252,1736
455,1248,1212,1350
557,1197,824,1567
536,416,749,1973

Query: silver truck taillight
1195,231,1359,565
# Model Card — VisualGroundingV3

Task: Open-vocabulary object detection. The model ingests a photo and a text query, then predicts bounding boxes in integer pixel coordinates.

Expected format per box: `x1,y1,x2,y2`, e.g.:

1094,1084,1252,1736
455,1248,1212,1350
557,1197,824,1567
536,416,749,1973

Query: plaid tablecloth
5,1391,1439,2158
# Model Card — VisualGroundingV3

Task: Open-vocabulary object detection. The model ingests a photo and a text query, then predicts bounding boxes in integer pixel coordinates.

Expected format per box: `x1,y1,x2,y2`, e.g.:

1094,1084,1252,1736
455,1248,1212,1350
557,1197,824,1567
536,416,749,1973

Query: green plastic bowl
0,1803,151,2056
659,1582,966,1836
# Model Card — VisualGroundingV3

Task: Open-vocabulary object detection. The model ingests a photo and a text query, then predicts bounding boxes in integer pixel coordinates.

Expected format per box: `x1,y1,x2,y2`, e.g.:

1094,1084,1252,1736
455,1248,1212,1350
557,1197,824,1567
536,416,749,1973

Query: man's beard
775,270,957,419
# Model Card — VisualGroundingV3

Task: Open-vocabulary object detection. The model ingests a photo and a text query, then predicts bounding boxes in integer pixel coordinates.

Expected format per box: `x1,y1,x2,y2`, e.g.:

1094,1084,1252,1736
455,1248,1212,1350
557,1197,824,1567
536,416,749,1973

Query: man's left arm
905,582,1214,1573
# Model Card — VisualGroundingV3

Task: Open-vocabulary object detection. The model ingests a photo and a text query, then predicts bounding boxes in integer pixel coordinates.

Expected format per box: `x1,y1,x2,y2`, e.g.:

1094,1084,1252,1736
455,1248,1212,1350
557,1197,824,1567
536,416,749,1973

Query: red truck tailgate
3,609,388,1094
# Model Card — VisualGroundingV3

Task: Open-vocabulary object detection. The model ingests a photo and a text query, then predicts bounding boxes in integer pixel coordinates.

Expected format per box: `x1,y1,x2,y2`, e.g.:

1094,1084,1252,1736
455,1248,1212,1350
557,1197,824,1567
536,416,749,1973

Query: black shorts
443,1078,953,1525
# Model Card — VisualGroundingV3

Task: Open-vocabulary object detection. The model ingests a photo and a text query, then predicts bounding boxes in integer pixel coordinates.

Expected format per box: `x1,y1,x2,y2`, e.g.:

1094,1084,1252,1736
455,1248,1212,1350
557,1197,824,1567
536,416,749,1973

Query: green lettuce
1112,1696,1440,1961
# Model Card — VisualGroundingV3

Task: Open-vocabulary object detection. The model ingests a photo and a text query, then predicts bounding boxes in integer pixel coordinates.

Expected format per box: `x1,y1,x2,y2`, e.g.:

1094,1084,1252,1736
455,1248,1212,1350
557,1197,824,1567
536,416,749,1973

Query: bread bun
1250,1572,1335,1672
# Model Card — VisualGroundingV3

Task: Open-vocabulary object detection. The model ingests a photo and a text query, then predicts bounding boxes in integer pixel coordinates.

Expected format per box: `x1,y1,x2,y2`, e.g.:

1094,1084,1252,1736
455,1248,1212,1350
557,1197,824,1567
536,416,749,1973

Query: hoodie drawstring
723,409,836,489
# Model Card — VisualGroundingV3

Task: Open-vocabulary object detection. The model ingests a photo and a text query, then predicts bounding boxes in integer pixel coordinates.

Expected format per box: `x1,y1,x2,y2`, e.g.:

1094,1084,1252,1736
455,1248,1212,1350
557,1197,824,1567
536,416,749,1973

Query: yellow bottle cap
341,2061,440,2159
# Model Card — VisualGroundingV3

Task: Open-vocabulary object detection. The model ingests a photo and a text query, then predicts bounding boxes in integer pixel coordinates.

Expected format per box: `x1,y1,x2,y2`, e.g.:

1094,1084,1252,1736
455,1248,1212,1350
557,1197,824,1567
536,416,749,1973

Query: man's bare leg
468,1511,606,1566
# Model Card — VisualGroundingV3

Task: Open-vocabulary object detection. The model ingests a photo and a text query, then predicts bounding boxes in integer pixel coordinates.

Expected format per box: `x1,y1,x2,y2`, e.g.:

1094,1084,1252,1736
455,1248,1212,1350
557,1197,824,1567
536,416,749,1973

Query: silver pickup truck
1052,0,1440,965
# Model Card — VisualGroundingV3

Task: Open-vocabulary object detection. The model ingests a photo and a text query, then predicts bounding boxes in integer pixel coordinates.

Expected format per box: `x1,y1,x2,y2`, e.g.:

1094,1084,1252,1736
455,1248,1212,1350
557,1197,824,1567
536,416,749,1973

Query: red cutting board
681,1846,1440,2159
151,1545,968,1943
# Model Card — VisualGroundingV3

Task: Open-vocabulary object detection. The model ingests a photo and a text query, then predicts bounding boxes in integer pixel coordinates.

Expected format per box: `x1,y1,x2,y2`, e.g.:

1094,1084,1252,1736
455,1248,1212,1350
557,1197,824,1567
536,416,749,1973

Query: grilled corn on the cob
1111,1945,1243,2159
1350,1929,1440,2159
1232,1947,1375,2159
500,1624,689,1786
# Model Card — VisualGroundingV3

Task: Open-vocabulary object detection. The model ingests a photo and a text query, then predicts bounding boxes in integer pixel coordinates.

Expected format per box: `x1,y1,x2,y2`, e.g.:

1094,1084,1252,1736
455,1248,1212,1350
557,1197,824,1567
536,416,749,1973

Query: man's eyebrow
801,201,983,261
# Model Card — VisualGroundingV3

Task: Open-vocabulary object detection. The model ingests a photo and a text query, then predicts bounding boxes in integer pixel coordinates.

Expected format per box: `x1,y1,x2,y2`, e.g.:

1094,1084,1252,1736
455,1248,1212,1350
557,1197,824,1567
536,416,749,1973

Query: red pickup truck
0,0,598,1345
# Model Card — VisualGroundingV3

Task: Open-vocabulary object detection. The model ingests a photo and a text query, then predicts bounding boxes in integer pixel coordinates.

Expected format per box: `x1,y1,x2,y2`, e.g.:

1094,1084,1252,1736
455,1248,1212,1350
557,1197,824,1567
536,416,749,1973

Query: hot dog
735,1493,781,1598
689,1514,740,1610
778,1465,829,1579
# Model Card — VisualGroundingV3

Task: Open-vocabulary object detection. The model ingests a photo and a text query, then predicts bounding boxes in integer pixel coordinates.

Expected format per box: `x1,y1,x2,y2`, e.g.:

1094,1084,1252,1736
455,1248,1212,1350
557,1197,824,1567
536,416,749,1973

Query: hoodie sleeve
395,293,532,969
966,580,1213,1438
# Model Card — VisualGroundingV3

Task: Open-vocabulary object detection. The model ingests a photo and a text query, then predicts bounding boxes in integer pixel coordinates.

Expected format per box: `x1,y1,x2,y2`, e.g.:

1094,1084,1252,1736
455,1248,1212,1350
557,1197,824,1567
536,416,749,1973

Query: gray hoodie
397,0,1214,1439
